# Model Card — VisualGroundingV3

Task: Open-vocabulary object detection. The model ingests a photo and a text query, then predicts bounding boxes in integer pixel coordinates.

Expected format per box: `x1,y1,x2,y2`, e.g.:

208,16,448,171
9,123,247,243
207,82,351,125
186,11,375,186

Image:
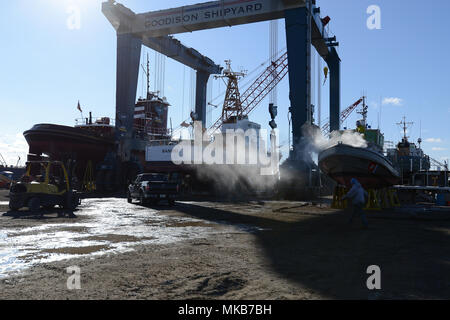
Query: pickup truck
127,173,179,206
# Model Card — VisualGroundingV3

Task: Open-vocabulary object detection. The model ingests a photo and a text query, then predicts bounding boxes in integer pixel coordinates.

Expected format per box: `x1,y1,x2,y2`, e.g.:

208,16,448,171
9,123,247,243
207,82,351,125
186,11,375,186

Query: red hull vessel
23,92,172,190
24,123,115,163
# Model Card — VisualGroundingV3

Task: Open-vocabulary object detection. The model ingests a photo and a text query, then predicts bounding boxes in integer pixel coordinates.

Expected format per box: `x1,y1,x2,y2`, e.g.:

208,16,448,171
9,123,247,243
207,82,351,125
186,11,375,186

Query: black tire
63,194,79,211
127,191,132,204
9,200,21,211
71,195,80,210
29,197,41,213
139,192,146,205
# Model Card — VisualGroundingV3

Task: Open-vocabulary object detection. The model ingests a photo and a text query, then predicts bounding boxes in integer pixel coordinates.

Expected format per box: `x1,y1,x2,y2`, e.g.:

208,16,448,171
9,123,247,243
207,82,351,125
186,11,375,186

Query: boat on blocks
318,98,400,189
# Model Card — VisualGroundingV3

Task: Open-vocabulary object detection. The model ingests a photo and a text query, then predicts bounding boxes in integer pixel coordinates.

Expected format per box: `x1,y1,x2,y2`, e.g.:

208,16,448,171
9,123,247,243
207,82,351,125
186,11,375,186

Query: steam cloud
195,164,278,195
190,124,366,195
293,124,368,164
303,124,368,151
192,129,279,195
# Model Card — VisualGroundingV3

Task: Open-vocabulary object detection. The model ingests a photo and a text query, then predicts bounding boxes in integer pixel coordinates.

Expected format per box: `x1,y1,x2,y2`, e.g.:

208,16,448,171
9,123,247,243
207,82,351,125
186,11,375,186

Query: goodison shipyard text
146,3,263,27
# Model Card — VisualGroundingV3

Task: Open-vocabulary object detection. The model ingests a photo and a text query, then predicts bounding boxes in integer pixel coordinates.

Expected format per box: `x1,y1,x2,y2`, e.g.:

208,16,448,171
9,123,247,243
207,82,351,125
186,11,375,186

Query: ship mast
397,116,414,142
418,120,422,149
356,96,369,128
215,60,247,123
146,53,151,99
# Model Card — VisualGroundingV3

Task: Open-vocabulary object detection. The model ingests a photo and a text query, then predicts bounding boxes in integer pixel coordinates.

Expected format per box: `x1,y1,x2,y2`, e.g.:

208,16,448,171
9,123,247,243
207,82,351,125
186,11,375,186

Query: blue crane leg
326,47,341,132
116,33,142,139
285,6,310,160
195,70,210,128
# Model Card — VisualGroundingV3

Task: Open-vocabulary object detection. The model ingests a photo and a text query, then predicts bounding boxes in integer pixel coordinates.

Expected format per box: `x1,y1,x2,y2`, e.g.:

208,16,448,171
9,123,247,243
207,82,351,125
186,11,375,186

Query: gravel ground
0,189,449,300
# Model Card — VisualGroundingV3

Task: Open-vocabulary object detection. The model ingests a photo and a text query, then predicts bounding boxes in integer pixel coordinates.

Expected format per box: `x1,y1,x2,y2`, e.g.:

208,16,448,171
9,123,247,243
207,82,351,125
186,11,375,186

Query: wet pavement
0,198,233,278
1,192,449,300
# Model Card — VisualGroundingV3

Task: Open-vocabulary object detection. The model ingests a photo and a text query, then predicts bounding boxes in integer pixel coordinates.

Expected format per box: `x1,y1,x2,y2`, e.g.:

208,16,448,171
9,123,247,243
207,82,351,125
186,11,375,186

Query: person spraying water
342,178,369,228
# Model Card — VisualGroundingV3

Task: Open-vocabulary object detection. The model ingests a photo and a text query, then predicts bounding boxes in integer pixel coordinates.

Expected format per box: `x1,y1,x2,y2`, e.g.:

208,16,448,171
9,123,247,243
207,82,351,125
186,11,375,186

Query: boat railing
134,123,172,136
147,139,179,146
75,117,115,127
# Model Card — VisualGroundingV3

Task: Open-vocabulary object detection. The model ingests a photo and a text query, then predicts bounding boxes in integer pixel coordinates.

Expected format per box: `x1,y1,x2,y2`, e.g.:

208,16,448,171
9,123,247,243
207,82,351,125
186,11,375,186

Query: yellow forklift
9,161,80,216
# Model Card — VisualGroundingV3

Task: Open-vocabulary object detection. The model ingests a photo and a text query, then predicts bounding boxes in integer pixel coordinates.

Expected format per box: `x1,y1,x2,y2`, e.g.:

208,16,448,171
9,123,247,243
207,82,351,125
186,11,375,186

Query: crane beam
128,0,306,37
103,1,222,74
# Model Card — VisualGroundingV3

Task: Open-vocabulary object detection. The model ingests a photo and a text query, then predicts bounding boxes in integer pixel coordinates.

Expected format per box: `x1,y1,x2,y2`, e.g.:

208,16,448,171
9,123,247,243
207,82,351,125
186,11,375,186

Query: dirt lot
0,189,449,300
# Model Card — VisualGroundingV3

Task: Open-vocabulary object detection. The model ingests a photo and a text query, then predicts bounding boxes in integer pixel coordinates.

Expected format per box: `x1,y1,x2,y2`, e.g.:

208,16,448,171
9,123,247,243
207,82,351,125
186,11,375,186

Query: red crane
321,97,364,135
208,51,289,133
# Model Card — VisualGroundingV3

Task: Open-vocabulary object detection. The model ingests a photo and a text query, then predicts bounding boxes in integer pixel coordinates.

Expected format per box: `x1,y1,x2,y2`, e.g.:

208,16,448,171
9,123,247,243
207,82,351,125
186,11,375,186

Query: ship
22,52,176,191
385,117,431,185
318,97,400,189
143,60,280,194
23,93,171,191
23,57,281,194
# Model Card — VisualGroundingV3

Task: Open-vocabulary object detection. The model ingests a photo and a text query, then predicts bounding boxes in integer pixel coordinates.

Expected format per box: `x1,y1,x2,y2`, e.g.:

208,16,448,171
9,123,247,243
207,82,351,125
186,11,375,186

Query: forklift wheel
29,198,41,213
9,201,21,211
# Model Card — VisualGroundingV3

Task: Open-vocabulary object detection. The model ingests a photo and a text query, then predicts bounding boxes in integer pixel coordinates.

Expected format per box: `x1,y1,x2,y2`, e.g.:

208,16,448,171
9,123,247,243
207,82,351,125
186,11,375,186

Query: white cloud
432,147,447,151
425,138,442,143
0,133,28,167
382,97,403,106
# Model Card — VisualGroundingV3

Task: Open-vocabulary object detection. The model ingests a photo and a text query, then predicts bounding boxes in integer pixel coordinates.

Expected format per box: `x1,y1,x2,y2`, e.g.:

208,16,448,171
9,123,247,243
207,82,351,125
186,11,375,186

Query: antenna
146,53,150,98
140,53,151,98
396,116,414,141
356,96,368,125
418,120,422,149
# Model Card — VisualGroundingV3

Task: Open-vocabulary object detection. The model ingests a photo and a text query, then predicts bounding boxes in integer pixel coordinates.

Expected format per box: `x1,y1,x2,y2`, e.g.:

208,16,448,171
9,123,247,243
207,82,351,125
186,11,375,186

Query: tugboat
318,97,400,189
23,58,172,191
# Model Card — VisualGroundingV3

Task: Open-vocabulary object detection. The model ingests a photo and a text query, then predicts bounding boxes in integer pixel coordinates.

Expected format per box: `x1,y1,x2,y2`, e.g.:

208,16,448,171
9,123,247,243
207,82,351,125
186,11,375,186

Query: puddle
0,198,234,278
42,245,110,255
79,234,154,244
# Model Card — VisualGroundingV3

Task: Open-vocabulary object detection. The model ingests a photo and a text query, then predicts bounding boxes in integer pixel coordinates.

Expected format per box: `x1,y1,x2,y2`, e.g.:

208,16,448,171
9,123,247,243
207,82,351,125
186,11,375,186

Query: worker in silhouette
342,178,369,228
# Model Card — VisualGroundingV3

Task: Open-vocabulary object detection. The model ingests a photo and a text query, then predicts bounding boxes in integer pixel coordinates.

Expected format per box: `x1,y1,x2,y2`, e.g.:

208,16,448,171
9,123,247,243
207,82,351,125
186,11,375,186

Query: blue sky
0,0,449,166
